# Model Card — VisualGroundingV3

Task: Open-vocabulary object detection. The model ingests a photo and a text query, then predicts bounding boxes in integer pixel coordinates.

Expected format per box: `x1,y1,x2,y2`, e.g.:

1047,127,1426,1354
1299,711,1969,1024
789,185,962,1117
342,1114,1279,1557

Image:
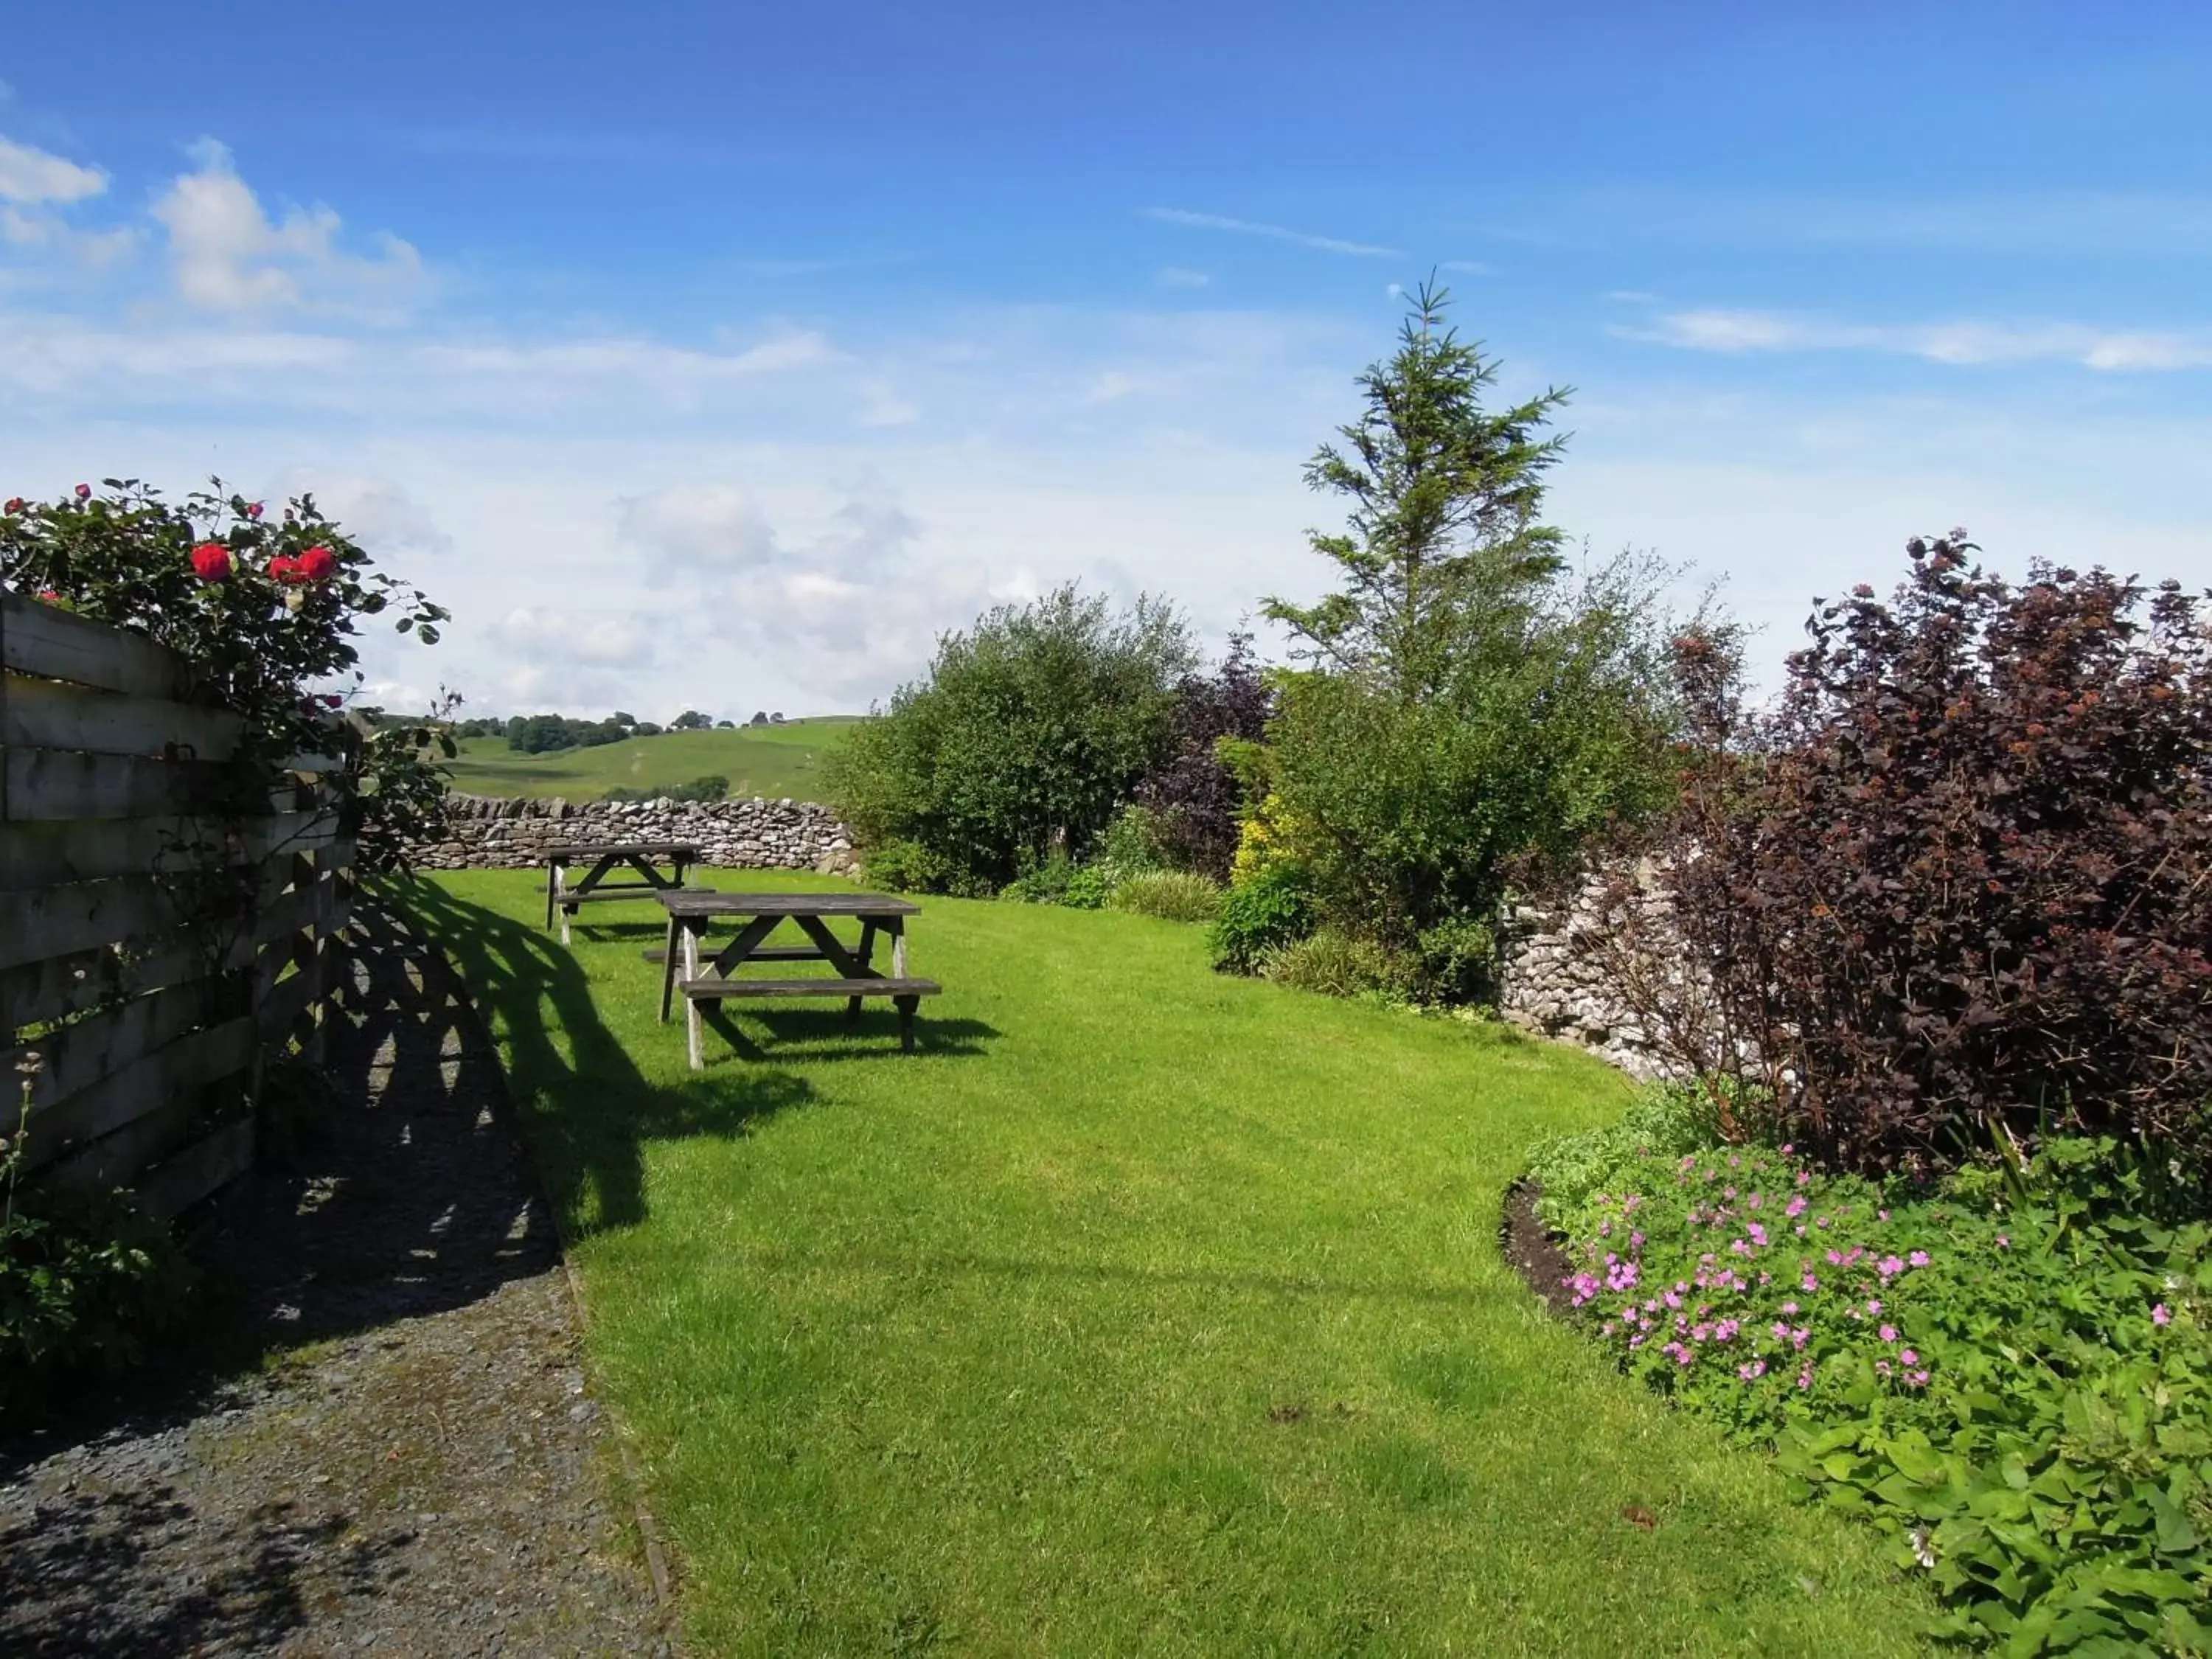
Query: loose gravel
0,902,675,1657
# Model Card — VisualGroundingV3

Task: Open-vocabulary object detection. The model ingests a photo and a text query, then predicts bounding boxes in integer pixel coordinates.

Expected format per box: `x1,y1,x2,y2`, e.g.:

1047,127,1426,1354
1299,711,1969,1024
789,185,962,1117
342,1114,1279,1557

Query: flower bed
1528,1092,2212,1654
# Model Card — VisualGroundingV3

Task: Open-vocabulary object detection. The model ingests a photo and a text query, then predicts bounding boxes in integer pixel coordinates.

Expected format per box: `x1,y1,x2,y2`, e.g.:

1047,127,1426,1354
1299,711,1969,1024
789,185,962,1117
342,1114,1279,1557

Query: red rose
320,693,344,708
268,553,302,583
73,483,91,500
3,498,22,514
190,542,233,582
296,545,338,582
246,501,264,520
38,588,61,602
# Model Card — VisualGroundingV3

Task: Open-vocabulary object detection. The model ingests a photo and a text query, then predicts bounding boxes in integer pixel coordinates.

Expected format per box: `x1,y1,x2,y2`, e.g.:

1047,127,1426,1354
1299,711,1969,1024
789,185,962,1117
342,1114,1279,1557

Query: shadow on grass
390,878,997,1235
390,878,810,1238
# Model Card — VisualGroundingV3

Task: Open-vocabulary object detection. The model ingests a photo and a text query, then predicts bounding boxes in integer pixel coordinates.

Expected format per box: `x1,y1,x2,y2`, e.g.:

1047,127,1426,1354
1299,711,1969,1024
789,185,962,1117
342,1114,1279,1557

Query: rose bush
1,477,454,872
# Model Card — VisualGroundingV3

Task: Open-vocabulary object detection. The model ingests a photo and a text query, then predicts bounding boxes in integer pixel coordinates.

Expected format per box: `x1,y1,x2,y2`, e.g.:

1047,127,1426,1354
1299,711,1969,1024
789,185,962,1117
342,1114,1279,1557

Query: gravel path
0,902,675,1657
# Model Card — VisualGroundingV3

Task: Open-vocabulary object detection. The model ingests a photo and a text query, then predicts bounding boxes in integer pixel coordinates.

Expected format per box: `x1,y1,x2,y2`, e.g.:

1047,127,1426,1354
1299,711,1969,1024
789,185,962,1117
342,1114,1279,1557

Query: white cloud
150,139,425,316
493,607,655,668
1158,265,1212,288
617,483,780,573
1438,260,1493,276
0,136,105,204
1147,207,1399,259
1632,307,2212,372
270,469,454,555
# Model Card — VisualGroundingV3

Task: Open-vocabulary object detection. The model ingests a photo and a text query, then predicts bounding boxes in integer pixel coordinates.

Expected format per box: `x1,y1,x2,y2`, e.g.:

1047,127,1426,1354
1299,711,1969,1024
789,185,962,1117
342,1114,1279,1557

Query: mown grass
445,717,856,801
400,868,1933,1656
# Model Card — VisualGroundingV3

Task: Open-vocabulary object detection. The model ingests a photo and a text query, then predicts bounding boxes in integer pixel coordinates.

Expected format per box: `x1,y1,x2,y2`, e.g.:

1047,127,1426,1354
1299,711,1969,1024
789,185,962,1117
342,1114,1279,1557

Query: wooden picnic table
545,843,698,944
655,889,940,1067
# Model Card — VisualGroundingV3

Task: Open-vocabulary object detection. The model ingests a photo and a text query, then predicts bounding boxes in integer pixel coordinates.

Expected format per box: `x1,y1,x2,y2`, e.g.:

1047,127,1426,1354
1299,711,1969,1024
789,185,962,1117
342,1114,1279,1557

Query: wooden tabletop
659,890,921,918
551,843,697,860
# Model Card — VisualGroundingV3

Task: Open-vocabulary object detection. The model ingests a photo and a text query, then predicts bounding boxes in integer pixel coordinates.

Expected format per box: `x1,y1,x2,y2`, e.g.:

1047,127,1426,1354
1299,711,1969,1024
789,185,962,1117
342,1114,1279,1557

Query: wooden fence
1,591,352,1219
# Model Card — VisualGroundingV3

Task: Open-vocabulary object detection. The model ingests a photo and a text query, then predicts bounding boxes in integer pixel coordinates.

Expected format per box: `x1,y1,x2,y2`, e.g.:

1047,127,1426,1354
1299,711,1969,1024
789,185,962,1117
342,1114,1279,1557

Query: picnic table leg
545,860,560,931
659,915,681,1022
894,993,919,1054
849,920,878,1023
684,920,706,1071
889,917,908,978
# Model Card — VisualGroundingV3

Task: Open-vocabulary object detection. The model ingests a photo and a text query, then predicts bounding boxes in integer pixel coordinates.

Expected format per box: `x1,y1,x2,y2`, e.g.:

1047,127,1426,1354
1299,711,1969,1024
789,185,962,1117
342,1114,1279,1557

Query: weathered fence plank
135,1119,257,1221
3,748,211,821
0,591,189,700
0,875,175,976
18,1015,257,1173
0,808,338,891
2,673,243,762
3,596,357,1210
3,980,214,1113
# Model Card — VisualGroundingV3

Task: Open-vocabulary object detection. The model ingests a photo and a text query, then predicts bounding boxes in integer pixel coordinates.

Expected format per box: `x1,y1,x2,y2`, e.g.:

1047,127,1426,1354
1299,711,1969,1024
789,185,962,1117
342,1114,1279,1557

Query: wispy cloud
1630,307,2212,372
0,134,105,204
1147,207,1398,258
1438,259,1493,276
153,139,425,319
1157,265,1211,288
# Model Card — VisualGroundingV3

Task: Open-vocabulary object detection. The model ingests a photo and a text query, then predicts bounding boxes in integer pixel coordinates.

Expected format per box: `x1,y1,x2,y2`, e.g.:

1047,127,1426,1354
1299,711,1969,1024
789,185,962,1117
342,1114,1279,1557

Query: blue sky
3,1,2208,716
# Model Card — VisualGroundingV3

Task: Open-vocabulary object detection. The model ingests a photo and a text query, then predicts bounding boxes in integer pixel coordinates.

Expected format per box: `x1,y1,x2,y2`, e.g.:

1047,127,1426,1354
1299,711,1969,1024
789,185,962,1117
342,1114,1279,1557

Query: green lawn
399,869,1933,1656
445,717,857,801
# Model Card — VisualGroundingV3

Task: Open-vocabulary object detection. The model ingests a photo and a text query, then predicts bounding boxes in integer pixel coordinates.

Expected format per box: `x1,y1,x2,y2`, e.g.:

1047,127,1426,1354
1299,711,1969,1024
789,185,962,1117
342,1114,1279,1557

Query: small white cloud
493,607,655,668
1157,265,1211,288
150,139,425,316
1147,207,1399,259
1630,307,2212,372
0,136,106,204
617,483,779,573
271,470,454,554
857,380,919,426
1439,260,1493,276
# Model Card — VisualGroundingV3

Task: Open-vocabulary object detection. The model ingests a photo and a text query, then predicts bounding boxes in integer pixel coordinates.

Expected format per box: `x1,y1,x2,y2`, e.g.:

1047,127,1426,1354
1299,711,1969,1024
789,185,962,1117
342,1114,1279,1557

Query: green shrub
825,585,1197,892
1523,1080,1725,1225
999,851,1074,905
1261,928,1413,1001
1,1088,195,1419
1107,870,1225,924
865,838,957,894
1209,862,1318,974
1537,1128,2212,1651
1094,804,1165,879
1060,865,1115,910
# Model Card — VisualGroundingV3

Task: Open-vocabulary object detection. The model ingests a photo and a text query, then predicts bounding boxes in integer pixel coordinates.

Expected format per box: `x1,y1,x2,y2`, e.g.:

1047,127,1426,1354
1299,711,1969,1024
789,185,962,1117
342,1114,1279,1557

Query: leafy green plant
1535,1121,2212,1652
826,585,1197,892
1261,928,1413,1001
1,1065,195,1420
605,774,730,804
1251,283,1682,1001
1107,870,1225,924
1209,861,1318,974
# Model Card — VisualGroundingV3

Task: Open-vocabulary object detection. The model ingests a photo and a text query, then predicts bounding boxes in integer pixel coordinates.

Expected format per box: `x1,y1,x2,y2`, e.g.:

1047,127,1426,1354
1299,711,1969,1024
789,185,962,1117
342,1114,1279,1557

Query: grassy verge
398,868,1933,1655
446,718,855,801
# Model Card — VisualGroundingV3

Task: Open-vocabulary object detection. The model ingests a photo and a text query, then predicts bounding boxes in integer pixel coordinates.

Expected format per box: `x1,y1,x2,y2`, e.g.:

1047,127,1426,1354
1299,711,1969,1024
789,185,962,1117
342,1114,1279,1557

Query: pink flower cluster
1567,1148,1948,1397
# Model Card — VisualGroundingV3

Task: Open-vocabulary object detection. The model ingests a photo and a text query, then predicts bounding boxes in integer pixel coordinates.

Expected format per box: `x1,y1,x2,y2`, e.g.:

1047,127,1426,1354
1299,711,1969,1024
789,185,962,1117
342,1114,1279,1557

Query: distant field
445,718,859,801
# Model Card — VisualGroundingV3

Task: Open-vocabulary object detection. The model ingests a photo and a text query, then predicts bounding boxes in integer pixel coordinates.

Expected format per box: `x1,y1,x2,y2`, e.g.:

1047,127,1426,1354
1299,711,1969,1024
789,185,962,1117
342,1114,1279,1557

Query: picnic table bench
656,890,939,1067
544,843,698,944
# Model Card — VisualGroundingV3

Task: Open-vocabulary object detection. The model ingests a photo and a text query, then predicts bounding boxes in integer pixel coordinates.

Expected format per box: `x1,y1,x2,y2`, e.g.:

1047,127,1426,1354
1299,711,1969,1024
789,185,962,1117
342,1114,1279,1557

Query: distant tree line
451,708,751,754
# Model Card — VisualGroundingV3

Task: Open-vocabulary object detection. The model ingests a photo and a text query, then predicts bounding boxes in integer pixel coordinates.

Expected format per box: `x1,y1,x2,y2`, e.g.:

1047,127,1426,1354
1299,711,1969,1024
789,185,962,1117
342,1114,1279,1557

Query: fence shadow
0,1485,395,1656
387,879,822,1239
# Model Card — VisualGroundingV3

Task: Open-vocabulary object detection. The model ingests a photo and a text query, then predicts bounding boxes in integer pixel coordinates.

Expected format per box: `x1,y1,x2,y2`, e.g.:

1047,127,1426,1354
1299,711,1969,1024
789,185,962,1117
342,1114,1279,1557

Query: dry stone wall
408,793,861,875
1499,866,1672,1082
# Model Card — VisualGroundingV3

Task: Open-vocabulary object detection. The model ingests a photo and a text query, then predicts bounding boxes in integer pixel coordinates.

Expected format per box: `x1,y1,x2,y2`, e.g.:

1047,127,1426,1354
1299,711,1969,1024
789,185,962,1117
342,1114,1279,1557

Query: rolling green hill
445,717,859,802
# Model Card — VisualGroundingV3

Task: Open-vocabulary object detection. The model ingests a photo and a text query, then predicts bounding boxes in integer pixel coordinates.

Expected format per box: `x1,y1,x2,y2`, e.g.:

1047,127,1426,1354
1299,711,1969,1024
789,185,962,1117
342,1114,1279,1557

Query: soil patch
1500,1178,1581,1320
0,901,675,1656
